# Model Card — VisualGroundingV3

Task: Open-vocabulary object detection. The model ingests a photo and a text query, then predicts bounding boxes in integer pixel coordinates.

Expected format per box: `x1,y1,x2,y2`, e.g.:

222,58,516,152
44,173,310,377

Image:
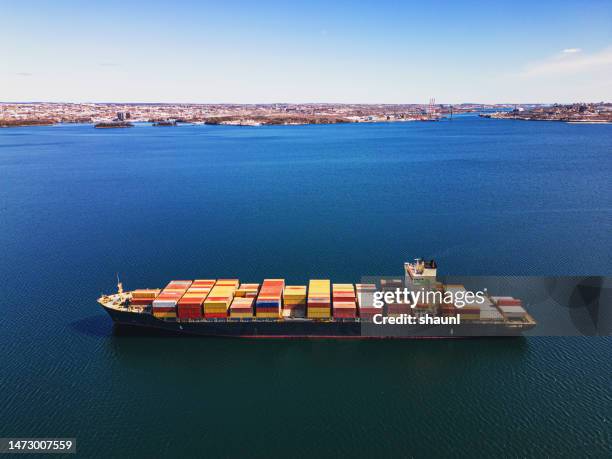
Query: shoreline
0,117,444,129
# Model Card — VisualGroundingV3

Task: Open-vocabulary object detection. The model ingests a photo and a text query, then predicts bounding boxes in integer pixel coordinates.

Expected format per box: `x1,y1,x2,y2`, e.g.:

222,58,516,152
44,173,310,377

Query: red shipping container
497,299,522,306
178,311,202,320
177,305,202,312
130,299,152,305
334,311,357,318
256,307,279,313
152,306,176,313
456,308,480,314
178,300,205,306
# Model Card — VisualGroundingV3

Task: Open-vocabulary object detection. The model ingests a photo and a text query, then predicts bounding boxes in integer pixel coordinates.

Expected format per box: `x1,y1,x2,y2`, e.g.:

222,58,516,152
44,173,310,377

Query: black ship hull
102,305,533,339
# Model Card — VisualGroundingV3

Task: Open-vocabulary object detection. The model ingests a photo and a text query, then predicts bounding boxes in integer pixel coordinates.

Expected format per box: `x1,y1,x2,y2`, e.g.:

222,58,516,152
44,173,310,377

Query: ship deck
98,293,537,328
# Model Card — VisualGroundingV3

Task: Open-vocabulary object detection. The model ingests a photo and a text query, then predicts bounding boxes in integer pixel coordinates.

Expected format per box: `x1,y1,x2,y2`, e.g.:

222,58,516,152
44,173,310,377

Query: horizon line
1,100,610,106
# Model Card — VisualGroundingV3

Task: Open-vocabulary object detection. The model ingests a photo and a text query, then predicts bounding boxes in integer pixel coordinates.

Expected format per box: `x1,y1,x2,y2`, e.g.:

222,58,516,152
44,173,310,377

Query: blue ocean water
0,116,610,457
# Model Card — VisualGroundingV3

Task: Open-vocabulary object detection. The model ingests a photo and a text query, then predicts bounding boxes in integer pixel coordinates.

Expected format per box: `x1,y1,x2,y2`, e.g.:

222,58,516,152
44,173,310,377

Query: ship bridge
404,259,437,280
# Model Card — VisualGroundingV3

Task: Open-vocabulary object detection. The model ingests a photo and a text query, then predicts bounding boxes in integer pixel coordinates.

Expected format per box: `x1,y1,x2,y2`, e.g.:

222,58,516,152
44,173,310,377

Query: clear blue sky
1,0,610,103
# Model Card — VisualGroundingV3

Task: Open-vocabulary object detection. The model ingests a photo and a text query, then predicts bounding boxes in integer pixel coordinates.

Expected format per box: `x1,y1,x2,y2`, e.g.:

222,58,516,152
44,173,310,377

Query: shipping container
236,283,260,298
176,282,214,321
308,280,331,318
204,313,227,319
132,289,161,300
332,284,356,318
354,284,378,318
215,279,240,288
230,297,254,318
130,298,154,306
256,279,285,318
457,313,480,320
282,285,307,318
152,280,192,315
256,312,281,319
203,282,237,317
152,312,176,319
192,279,216,287
498,305,527,319
497,299,523,307
480,309,503,321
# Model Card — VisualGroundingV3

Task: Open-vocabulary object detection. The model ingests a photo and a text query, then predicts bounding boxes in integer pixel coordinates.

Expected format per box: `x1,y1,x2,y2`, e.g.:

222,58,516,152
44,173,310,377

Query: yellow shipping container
458,314,480,320
285,285,306,294
309,280,330,293
132,289,161,299
256,312,280,318
308,312,331,318
153,312,176,318
204,299,231,306
205,304,229,311
208,286,236,296
205,304,228,309
333,284,354,290
230,311,253,318
216,279,240,288
182,292,208,299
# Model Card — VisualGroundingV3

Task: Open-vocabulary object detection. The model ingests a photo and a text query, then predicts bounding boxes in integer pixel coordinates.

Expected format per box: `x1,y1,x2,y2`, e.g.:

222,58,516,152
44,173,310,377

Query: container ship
97,260,536,338
93,121,134,128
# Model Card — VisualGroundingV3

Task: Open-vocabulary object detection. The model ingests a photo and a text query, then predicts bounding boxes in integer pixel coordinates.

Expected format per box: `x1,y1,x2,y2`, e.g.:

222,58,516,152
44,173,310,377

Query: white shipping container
356,292,375,307
480,310,503,320
491,296,515,303
499,305,527,318
152,300,178,308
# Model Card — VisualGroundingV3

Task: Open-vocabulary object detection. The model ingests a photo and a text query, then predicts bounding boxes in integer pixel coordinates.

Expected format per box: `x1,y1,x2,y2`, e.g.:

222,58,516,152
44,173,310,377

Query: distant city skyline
1,0,611,104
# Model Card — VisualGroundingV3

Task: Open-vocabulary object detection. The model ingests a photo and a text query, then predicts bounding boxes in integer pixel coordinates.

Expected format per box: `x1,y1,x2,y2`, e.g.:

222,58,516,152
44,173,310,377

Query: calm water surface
0,117,610,457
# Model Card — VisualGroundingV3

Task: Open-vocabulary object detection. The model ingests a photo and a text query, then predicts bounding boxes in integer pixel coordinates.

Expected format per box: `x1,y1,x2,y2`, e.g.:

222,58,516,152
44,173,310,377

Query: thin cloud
562,48,582,54
99,62,120,67
15,72,33,76
519,46,612,77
